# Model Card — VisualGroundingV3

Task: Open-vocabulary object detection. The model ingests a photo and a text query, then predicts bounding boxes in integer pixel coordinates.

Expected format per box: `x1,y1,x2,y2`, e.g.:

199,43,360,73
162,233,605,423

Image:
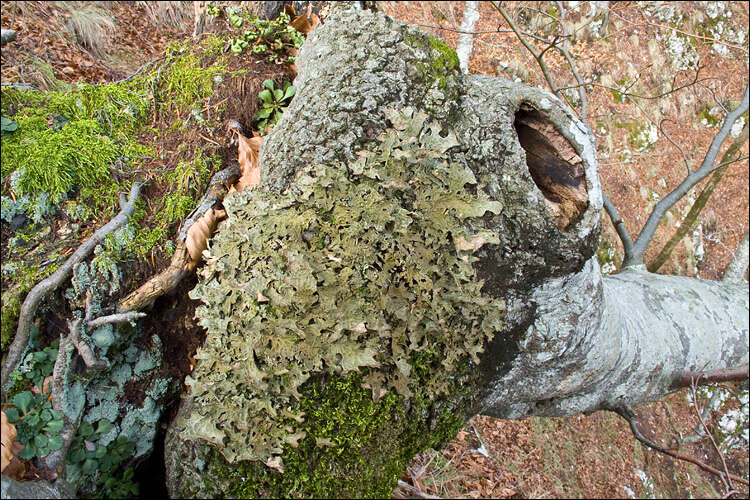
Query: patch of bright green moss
189,369,469,498
403,31,460,91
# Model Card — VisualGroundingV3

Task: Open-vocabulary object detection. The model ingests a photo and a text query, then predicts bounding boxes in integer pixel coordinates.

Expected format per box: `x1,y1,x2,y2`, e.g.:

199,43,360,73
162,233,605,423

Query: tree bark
164,5,749,497
477,258,749,419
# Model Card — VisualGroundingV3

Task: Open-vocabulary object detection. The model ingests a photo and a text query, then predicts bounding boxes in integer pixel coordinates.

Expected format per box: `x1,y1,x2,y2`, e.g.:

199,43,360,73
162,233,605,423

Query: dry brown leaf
185,207,226,268
289,16,312,35
265,455,284,473
232,128,263,190
454,235,488,253
1,411,18,473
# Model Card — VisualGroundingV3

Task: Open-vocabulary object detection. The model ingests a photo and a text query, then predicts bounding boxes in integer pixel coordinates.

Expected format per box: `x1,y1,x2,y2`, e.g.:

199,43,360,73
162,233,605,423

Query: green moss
403,32,460,91
184,368,469,498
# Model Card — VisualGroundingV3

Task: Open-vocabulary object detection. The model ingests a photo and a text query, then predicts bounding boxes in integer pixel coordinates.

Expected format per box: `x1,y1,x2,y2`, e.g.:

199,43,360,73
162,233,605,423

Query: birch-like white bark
480,257,749,419
456,1,480,74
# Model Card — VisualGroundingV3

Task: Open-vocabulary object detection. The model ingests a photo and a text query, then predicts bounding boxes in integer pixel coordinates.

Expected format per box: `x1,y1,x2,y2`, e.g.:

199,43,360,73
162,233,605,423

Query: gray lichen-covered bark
165,4,749,497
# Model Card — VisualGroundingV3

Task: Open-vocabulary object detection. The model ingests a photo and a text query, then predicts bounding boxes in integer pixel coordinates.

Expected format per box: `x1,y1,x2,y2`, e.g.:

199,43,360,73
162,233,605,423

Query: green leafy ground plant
255,79,295,133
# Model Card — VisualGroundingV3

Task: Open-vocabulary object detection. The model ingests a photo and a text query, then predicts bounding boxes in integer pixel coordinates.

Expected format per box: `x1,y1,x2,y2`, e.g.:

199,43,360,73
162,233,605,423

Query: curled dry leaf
265,455,284,473
232,127,263,191
185,207,226,268
1,410,18,472
454,235,488,253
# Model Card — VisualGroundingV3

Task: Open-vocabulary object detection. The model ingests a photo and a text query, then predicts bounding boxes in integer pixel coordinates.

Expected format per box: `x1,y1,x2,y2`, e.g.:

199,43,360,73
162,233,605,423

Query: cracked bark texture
165,4,749,497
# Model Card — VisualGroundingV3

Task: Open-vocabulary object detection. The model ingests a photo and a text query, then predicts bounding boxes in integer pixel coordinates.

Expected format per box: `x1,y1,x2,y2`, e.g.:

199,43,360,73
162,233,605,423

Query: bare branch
690,378,734,493
555,66,708,100
671,364,749,390
491,2,561,100
1,182,144,400
86,311,147,329
602,191,634,259
612,405,749,486
118,165,240,312
554,1,588,120
659,118,692,176
624,85,749,268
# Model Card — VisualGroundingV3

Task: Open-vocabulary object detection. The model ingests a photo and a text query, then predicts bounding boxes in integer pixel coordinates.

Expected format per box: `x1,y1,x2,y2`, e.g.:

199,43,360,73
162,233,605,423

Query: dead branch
117,165,240,312
395,479,442,499
612,404,749,486
670,365,749,390
1,182,144,400
86,311,146,329
690,377,734,493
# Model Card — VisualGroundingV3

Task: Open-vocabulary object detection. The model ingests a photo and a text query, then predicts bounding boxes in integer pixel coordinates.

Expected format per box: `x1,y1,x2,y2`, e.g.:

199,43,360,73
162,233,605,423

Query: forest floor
1,1,748,498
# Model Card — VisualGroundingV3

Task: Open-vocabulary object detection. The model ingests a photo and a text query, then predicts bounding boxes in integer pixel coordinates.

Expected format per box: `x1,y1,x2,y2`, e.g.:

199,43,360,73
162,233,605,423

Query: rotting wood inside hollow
514,103,589,231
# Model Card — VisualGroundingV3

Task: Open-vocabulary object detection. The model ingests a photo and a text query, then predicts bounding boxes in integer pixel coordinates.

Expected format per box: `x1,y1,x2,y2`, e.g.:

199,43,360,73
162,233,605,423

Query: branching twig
658,118,692,176
690,377,734,493
612,404,749,486
554,1,588,121
1,182,144,400
491,2,561,101
602,190,634,259
624,85,749,268
555,67,708,100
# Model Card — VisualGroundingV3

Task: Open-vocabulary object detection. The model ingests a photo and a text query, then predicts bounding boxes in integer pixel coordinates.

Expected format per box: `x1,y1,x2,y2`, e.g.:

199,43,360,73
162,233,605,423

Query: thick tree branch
624,86,749,268
1,182,143,400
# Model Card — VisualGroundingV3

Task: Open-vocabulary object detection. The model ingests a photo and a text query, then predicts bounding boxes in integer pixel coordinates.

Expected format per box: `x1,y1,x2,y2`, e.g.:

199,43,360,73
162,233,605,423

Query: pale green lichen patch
184,108,505,468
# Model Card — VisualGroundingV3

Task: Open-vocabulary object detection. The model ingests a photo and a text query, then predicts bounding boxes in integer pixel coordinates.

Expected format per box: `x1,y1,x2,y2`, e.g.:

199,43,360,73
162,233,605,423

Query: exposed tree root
117,165,240,312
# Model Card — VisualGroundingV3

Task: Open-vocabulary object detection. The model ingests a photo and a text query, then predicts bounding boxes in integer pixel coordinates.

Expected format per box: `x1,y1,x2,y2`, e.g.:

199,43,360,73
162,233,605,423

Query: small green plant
220,8,303,63
1,116,18,136
68,427,139,498
255,79,295,133
4,338,64,460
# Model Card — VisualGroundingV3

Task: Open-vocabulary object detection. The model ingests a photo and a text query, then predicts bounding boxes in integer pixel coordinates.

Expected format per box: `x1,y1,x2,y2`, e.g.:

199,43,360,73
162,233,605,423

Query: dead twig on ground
117,165,240,312
1,182,144,400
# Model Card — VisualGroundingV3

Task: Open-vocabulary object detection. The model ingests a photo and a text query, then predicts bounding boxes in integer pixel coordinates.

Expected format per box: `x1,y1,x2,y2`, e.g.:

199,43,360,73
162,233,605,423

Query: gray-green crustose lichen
184,107,506,469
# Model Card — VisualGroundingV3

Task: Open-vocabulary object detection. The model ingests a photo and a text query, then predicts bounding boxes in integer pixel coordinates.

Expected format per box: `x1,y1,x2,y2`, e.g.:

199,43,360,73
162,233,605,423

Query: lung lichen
183,107,506,470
